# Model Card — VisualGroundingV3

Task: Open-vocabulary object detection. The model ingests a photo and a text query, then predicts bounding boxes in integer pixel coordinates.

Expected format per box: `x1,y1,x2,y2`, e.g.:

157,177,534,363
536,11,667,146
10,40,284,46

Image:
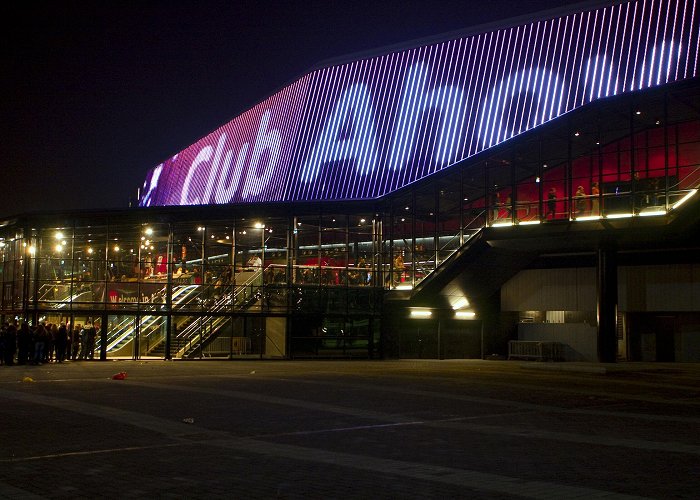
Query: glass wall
1,83,698,360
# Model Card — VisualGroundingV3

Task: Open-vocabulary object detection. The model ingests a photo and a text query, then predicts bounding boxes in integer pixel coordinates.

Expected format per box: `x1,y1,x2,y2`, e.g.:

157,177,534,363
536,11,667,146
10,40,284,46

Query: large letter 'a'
388,63,465,172
300,83,378,183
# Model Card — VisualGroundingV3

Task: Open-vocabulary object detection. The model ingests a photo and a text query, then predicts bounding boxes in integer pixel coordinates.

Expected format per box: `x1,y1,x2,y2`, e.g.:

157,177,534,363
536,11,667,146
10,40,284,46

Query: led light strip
141,0,699,208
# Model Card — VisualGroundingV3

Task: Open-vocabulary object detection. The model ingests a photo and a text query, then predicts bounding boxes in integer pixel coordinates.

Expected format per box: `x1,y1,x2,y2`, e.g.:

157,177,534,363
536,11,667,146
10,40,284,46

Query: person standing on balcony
575,186,587,216
591,182,600,215
546,187,557,219
393,252,404,286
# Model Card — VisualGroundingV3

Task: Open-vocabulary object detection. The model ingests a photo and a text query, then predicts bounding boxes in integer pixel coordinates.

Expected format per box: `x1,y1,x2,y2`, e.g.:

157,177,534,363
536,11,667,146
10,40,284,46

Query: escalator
99,284,200,357
163,270,263,359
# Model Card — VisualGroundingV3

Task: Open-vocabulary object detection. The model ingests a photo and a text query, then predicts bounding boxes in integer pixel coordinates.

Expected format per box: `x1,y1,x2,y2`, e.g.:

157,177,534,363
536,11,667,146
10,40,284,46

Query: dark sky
2,0,580,217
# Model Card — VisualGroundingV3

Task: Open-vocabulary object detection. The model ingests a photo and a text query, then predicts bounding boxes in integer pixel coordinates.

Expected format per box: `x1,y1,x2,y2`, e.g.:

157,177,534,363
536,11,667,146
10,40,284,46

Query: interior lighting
114,245,120,252
574,131,580,137
28,246,36,255
395,284,413,290
492,221,514,227
576,215,602,221
518,220,541,225
55,231,64,240
672,189,697,210
451,297,469,310
638,209,666,217
54,244,62,252
87,247,93,254
605,213,634,219
360,218,366,223
535,176,540,183
635,110,642,115
0,241,5,248
254,222,265,229
144,227,153,236
410,309,432,318
455,311,476,319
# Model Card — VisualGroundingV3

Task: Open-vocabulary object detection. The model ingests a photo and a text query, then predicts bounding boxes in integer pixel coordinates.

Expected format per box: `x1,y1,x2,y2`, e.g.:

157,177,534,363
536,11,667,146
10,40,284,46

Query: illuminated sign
141,0,700,207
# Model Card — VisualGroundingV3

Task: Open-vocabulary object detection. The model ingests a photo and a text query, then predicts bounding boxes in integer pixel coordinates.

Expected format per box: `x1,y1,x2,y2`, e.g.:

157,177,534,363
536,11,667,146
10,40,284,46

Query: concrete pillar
597,243,618,362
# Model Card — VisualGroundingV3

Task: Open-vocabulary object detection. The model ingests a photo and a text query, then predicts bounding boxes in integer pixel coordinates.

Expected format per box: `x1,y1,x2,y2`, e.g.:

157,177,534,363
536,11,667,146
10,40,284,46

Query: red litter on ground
112,372,127,380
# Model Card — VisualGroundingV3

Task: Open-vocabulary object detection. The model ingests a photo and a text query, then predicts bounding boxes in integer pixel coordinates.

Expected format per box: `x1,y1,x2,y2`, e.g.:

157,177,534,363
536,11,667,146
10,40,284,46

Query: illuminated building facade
2,0,700,361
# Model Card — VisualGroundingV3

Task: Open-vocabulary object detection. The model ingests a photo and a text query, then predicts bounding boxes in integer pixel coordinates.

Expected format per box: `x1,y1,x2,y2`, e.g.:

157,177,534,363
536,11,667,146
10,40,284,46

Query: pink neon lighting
141,0,700,208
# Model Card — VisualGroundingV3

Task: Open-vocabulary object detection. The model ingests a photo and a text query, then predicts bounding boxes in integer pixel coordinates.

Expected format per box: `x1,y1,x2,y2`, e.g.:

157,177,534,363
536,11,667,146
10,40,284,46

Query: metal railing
508,340,564,361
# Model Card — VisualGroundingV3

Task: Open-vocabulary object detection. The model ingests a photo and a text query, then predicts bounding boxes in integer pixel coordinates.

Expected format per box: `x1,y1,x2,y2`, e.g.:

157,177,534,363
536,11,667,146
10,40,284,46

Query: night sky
2,0,580,217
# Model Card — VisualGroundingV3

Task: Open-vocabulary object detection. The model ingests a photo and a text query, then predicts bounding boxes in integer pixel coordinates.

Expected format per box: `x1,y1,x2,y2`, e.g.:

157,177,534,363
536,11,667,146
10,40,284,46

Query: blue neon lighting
140,0,700,208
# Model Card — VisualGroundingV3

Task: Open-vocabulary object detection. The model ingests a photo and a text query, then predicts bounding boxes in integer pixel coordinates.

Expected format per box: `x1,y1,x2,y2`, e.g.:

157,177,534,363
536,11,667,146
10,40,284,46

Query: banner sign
140,0,700,207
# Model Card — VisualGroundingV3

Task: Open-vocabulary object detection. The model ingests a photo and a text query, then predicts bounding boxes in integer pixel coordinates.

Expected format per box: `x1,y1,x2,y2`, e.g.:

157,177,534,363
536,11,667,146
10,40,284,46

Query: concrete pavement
1,359,699,498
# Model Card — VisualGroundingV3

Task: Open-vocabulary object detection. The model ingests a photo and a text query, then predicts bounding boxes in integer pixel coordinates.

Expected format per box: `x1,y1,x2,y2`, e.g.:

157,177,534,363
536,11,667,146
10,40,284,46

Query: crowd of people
0,321,99,366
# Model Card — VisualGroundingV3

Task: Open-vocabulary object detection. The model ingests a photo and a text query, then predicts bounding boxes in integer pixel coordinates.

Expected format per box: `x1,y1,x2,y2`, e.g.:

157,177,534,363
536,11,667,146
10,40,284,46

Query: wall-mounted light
410,309,432,318
455,311,476,319
638,209,666,217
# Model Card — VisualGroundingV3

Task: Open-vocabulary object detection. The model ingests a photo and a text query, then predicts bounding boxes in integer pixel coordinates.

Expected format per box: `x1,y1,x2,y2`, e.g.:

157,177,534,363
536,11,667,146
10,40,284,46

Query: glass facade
2,81,699,360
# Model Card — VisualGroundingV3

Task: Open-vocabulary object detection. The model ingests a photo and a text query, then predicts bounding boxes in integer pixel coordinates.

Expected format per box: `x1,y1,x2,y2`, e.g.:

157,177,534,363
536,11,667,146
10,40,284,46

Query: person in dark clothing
3,323,17,365
17,323,31,365
55,323,68,362
33,323,49,365
65,324,72,362
546,187,557,219
86,324,97,360
0,323,5,365
72,324,82,360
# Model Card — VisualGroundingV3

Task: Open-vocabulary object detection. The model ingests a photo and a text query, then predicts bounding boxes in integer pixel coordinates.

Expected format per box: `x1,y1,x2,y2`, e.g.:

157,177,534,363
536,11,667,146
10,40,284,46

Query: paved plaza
1,359,699,499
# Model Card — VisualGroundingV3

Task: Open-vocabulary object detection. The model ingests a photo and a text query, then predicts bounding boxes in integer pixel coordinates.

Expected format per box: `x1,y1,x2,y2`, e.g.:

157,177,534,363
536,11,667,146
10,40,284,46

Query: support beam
596,243,617,363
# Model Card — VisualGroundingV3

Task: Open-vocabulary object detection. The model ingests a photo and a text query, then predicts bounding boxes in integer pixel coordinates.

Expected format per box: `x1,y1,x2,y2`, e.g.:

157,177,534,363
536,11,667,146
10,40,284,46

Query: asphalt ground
1,359,699,499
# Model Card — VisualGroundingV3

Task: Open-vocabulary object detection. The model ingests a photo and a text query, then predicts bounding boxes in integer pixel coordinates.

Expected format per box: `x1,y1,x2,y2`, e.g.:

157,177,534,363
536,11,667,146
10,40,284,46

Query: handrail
173,269,264,358
104,284,199,352
392,209,487,289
